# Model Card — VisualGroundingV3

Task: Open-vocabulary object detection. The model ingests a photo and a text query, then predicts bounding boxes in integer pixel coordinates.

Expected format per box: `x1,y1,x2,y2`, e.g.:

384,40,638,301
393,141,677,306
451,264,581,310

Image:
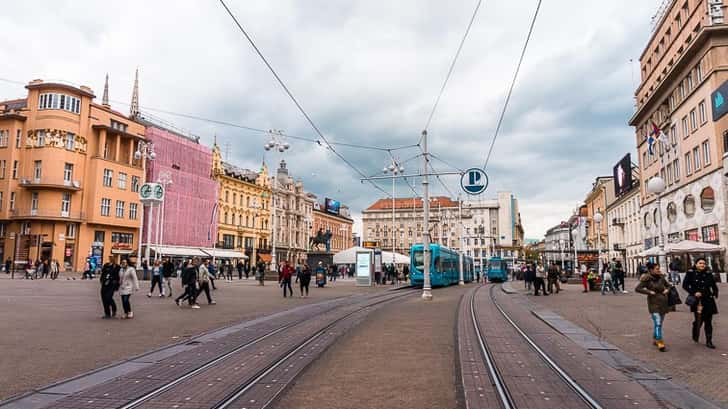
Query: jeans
651,313,665,340
150,275,163,295
101,289,117,317
197,281,212,304
601,279,616,294
121,294,131,314
669,271,681,284
164,277,173,296
281,278,292,297
299,278,310,296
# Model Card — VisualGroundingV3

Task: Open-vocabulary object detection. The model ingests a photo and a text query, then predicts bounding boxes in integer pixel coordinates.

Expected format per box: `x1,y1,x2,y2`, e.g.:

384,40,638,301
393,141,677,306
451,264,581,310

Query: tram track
121,289,415,409
461,284,602,409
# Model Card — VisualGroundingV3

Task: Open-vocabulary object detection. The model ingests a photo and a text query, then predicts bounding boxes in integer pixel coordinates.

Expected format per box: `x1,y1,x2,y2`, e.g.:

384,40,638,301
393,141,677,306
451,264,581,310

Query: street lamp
134,141,155,270
383,159,404,266
646,176,668,276
559,238,565,272
593,212,603,277
263,129,289,273
155,172,173,261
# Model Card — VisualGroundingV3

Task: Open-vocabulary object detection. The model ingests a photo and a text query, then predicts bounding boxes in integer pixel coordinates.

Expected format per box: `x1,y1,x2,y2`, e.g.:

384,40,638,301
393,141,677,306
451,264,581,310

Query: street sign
460,168,488,195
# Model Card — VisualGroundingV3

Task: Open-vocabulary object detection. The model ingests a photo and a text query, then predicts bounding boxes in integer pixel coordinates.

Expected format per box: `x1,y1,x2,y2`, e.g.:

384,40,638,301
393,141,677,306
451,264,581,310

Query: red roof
365,196,458,211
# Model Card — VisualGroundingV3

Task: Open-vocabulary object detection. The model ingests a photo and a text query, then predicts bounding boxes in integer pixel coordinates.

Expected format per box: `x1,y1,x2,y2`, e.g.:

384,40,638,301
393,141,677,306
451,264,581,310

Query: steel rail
469,286,516,409
119,291,408,409
214,290,415,409
489,285,603,409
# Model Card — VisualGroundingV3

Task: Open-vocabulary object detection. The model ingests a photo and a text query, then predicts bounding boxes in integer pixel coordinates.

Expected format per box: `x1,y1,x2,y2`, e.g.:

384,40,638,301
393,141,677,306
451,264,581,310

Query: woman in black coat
682,257,719,349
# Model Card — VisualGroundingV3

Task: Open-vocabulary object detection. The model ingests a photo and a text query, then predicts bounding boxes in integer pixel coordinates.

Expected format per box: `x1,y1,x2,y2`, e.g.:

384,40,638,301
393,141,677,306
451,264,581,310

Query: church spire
102,73,109,107
129,68,139,118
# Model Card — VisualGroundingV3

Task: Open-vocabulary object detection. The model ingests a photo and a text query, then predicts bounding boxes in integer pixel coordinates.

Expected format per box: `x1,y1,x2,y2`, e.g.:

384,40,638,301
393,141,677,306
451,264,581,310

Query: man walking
162,257,174,297
176,259,200,308
197,259,216,305
99,256,120,319
547,262,560,294
534,262,547,296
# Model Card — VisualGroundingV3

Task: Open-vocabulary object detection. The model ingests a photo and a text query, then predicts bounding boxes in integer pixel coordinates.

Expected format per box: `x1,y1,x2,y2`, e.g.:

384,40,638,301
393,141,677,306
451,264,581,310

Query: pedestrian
207,260,217,290
50,259,60,280
668,258,682,285
534,263,547,296
581,264,589,292
329,264,337,283
4,258,10,275
315,261,327,288
256,259,266,285
162,257,174,297
176,259,200,309
225,260,234,282
40,259,49,279
601,269,617,295
99,256,120,319
279,261,294,298
547,263,560,294
141,259,149,281
635,261,673,352
237,260,244,280
683,257,719,349
118,258,140,319
197,259,216,305
148,259,164,297
614,259,627,293
524,264,534,291
244,262,250,279
296,263,312,297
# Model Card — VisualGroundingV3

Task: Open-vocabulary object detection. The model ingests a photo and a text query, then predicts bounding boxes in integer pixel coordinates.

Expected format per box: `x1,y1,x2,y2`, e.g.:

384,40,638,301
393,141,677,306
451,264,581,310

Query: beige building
211,144,272,264
310,200,353,254
0,78,145,272
271,159,315,265
629,0,727,270
583,176,615,251
606,177,642,275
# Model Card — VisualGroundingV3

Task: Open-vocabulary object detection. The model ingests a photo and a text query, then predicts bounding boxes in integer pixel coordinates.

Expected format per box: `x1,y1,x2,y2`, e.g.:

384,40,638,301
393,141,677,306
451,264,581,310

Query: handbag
667,287,682,306
685,294,697,307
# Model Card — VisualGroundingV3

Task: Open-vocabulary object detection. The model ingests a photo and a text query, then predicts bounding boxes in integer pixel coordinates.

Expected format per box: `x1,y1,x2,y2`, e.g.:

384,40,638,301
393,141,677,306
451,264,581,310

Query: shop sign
112,243,133,250
685,229,699,241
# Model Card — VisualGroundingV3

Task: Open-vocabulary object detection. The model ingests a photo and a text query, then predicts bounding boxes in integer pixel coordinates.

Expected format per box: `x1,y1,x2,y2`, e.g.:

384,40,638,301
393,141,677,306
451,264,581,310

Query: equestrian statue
309,228,333,252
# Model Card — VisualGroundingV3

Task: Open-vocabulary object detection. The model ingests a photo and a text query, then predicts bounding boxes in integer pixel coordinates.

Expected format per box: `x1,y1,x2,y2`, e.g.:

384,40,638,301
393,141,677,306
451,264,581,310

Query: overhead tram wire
387,150,422,199
429,152,465,173
482,0,542,170
419,0,483,145
217,0,391,198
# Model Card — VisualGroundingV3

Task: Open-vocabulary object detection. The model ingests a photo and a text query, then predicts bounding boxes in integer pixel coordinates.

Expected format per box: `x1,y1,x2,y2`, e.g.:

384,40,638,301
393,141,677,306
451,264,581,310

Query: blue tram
410,244,474,287
486,256,508,282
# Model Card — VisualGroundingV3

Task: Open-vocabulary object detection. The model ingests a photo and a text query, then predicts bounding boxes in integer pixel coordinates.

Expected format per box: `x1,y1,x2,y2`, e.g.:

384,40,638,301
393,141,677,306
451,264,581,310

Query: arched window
683,195,696,217
644,212,652,229
224,212,229,225
667,202,677,222
700,186,715,212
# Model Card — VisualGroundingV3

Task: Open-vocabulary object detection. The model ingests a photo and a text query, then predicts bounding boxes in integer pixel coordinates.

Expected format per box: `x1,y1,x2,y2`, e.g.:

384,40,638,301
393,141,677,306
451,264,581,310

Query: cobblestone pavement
520,278,728,407
274,285,465,409
0,276,373,400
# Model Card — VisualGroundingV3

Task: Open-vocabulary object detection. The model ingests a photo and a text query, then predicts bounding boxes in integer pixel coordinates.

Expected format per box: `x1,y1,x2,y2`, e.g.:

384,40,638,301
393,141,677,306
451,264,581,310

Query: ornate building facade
211,144,271,264
310,200,353,254
0,78,146,271
271,159,315,265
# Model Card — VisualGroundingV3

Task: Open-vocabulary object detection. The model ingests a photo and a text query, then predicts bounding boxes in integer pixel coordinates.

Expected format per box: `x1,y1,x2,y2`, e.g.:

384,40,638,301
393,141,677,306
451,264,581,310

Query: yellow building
0,78,146,272
211,144,271,264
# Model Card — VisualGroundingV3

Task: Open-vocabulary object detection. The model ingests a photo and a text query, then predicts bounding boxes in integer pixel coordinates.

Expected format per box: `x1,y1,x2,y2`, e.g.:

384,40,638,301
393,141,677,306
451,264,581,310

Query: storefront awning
202,249,248,259
151,246,209,257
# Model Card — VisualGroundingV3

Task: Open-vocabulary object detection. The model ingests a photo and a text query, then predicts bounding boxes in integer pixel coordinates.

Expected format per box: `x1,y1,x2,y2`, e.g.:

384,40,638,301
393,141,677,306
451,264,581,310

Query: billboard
325,198,340,215
613,154,633,197
711,80,728,121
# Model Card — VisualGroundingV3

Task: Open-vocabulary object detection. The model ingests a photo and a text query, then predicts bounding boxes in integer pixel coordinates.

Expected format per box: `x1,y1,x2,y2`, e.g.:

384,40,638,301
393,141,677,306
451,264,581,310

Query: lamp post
134,141,155,269
593,212,603,277
250,197,262,265
559,238,565,272
156,172,172,261
264,129,289,273
458,196,464,285
383,159,404,266
646,176,668,275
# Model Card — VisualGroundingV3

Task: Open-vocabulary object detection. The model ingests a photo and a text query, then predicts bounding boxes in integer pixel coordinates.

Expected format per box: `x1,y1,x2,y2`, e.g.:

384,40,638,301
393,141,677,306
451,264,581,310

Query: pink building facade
143,123,218,249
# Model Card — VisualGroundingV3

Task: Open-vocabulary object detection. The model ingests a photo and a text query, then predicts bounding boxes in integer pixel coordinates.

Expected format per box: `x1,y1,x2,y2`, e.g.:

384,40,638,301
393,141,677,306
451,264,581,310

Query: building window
10,192,15,210
110,120,128,133
0,160,5,179
37,130,45,147
65,133,75,150
10,160,16,179
642,152,647,169
38,93,80,114
696,63,703,82
225,191,229,202
131,176,140,192
15,129,21,148
693,147,700,170
101,198,111,216
33,160,42,181
666,163,673,185
116,200,125,218
21,222,30,235
701,224,719,244
670,125,677,145
689,109,697,131
0,192,3,210
681,116,688,137
64,163,73,183
683,195,696,217
103,169,113,187
118,172,127,189
129,203,138,220
66,224,76,238
94,230,105,243
698,101,707,125
111,232,133,244
685,152,692,175
702,140,711,166
61,192,71,215
687,73,693,91
31,192,38,212
679,81,685,99
673,158,679,181
701,187,715,212
0,130,7,147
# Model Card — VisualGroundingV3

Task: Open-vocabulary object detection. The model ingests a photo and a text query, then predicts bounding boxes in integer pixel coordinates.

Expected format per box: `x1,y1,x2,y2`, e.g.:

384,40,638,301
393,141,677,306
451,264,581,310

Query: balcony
10,208,85,221
611,218,625,227
18,176,82,191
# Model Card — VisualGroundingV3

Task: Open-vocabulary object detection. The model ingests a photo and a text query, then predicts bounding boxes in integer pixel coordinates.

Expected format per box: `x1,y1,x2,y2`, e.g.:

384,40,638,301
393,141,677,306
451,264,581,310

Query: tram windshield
413,251,424,271
489,260,502,270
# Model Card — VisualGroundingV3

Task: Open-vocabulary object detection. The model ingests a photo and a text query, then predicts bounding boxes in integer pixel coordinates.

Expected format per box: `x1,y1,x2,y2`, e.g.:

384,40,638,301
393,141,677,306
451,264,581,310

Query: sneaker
175,300,181,307
191,304,201,309
210,300,216,305
159,294,164,298
622,290,628,294
655,340,666,352
147,293,152,298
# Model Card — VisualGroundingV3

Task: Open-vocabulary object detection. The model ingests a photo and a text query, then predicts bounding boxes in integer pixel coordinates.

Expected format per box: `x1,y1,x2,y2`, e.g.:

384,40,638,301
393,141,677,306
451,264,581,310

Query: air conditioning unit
72,180,81,188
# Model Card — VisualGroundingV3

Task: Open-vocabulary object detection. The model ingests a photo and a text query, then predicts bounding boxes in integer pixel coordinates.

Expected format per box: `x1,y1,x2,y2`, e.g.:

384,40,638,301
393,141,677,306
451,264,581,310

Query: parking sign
460,168,488,195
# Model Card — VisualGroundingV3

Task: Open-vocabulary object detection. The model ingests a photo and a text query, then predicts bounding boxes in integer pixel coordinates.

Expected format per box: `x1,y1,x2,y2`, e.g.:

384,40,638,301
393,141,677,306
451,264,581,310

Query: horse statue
309,228,333,252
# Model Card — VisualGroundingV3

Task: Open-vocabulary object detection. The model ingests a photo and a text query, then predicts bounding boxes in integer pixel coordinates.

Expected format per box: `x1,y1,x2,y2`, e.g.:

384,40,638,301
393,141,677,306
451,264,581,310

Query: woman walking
297,264,312,298
279,261,294,298
683,258,719,349
148,260,164,297
50,259,60,280
635,262,673,352
119,259,140,319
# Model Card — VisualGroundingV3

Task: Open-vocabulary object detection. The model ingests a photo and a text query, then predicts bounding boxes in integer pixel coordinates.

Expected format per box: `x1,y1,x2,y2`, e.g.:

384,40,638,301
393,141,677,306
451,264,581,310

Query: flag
651,121,670,155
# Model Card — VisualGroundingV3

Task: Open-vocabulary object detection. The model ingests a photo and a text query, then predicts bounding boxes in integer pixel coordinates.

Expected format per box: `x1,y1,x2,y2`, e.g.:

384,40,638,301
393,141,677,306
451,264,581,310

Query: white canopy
638,240,724,257
333,247,410,265
151,245,209,257
206,249,248,259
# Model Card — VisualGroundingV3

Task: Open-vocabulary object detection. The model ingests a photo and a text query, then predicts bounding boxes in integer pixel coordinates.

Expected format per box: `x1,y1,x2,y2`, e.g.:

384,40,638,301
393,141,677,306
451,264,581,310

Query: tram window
413,251,424,270
434,257,442,271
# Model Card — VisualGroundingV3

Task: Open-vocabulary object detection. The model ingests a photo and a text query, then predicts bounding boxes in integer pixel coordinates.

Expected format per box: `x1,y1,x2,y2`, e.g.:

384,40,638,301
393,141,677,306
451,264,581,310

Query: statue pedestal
306,251,334,270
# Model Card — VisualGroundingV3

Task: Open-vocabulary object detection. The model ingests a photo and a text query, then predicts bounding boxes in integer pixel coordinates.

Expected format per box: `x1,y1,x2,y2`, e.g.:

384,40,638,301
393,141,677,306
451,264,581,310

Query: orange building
310,200,353,254
0,78,146,272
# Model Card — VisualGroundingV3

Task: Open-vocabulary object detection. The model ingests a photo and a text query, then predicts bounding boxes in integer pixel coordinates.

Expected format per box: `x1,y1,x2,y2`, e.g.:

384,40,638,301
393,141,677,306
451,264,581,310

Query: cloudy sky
0,0,659,238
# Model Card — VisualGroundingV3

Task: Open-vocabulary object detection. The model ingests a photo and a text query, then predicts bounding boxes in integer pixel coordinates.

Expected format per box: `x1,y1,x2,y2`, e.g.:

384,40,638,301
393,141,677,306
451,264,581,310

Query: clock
140,183,153,200
153,184,164,200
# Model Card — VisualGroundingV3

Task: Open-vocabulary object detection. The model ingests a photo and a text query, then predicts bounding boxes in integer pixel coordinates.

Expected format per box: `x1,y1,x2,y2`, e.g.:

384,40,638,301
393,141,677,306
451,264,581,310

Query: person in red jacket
279,261,294,298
